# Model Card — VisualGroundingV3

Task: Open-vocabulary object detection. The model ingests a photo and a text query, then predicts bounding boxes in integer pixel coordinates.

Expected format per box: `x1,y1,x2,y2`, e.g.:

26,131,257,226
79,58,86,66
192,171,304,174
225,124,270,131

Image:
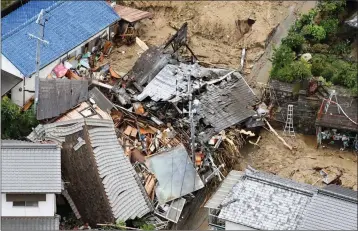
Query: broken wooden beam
264,119,293,151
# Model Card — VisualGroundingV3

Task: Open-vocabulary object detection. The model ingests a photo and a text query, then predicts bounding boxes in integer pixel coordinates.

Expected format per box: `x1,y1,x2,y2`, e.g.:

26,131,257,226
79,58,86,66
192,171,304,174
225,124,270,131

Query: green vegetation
1,96,38,140
270,0,357,95
1,0,16,9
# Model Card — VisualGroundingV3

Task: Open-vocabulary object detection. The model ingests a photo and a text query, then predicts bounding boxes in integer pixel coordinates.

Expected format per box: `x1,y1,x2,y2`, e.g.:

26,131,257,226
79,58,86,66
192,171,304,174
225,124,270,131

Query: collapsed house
205,169,358,230
1,140,61,230
28,117,153,225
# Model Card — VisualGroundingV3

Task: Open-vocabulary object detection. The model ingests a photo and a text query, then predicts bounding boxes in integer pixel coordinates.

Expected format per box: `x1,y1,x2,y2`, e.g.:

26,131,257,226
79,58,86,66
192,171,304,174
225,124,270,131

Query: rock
301,53,312,62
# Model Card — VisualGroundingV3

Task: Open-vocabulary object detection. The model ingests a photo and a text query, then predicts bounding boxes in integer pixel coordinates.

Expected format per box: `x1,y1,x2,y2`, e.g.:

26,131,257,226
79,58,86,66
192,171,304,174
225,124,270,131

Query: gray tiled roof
218,171,317,230
199,73,257,132
299,188,358,230
1,216,60,231
1,140,61,193
37,78,88,120
321,184,358,202
205,170,243,209
27,118,152,221
87,119,152,220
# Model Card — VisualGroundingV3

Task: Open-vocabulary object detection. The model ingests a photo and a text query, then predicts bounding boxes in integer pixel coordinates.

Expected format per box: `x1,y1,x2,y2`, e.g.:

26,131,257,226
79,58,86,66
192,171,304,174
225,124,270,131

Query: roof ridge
245,173,317,196
2,1,64,40
318,188,358,204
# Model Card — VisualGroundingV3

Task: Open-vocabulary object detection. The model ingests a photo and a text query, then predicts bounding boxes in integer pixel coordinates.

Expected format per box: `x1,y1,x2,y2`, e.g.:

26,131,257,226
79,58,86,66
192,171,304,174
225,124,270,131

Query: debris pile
29,21,271,229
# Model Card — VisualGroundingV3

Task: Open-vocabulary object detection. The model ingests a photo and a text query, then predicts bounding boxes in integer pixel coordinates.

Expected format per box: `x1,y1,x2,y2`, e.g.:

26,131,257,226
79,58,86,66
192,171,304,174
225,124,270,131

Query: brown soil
240,130,358,190
109,1,303,75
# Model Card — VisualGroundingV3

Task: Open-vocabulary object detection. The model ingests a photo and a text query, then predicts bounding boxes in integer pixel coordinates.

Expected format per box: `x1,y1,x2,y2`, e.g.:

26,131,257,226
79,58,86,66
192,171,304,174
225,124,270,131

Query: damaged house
1,0,120,106
27,117,153,225
1,140,61,230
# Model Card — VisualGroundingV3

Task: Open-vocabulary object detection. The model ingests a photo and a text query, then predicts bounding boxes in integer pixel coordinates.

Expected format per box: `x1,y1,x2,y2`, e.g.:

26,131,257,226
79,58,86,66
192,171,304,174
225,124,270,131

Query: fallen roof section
129,46,171,87
27,118,152,222
1,69,23,96
37,78,88,120
137,63,230,102
1,216,60,231
198,73,257,132
1,140,61,193
112,4,153,23
55,102,112,122
205,170,243,209
146,144,205,204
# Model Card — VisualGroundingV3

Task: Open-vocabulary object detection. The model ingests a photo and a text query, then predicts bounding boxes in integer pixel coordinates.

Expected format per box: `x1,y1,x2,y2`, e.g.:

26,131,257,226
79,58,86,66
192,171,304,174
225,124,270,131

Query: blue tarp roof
2,1,120,77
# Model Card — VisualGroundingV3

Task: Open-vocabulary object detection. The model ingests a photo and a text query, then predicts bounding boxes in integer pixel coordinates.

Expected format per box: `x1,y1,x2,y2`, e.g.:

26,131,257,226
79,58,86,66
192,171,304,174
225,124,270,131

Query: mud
240,130,357,190
110,1,303,76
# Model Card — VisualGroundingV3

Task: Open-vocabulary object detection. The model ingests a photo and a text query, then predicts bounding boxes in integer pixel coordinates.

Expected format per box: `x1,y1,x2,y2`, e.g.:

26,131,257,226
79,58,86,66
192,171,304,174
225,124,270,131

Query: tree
1,96,38,140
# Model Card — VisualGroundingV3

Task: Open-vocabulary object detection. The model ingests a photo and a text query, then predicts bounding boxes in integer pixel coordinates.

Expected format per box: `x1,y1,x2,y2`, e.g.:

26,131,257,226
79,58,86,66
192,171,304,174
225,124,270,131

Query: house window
13,201,39,207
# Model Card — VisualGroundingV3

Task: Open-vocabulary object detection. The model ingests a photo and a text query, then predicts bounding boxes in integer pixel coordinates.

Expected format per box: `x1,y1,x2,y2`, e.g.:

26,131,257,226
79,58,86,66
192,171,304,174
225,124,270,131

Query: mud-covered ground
107,1,305,75
240,130,357,190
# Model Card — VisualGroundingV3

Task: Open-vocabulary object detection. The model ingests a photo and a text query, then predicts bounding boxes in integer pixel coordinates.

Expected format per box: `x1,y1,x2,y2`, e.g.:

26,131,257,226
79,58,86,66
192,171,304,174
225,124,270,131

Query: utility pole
28,9,49,113
188,75,196,167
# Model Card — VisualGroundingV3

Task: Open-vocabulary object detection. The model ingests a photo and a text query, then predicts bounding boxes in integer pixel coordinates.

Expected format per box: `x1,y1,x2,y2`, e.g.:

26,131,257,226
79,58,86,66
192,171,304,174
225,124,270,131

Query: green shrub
273,61,312,83
330,40,351,55
319,18,339,36
302,24,326,42
318,0,346,16
1,96,39,139
294,9,318,31
282,33,305,52
311,43,330,53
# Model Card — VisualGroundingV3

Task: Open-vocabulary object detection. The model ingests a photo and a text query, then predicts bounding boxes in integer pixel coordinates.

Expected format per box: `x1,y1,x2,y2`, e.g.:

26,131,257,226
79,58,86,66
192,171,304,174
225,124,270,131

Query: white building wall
7,26,111,106
225,221,256,230
1,194,56,217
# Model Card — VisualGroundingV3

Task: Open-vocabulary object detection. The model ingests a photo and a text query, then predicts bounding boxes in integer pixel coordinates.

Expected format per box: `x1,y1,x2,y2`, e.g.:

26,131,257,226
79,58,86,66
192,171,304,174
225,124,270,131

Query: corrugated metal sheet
218,170,317,230
1,69,23,96
130,46,171,87
146,144,205,204
1,140,61,193
137,63,230,102
89,87,114,112
205,170,243,209
2,1,120,77
113,5,153,23
1,216,60,231
37,78,89,120
316,95,358,132
199,74,257,132
299,192,358,230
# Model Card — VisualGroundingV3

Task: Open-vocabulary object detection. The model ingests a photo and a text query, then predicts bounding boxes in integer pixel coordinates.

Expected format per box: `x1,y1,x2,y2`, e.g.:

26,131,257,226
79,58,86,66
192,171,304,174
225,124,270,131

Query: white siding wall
1,194,56,217
8,26,110,106
225,221,256,230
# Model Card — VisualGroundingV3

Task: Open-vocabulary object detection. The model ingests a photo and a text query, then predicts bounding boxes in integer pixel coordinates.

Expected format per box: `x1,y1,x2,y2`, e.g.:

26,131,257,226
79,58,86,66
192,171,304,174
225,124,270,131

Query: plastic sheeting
146,144,204,204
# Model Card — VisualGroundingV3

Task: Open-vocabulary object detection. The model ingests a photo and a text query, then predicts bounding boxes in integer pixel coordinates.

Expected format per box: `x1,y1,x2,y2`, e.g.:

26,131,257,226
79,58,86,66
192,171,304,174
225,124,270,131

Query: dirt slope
112,1,302,75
